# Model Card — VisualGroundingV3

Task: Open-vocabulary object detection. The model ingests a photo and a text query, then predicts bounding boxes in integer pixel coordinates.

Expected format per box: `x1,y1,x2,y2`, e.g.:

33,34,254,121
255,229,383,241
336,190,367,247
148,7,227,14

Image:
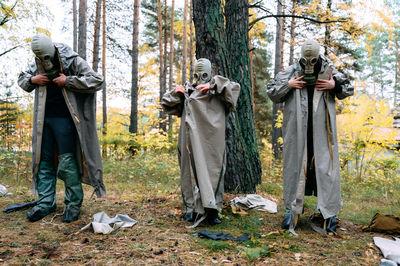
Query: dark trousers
41,117,76,161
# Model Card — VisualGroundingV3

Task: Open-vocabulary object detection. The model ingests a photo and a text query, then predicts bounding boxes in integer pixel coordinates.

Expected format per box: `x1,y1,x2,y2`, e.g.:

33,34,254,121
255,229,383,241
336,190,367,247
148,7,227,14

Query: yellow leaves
35,27,50,36
274,110,283,129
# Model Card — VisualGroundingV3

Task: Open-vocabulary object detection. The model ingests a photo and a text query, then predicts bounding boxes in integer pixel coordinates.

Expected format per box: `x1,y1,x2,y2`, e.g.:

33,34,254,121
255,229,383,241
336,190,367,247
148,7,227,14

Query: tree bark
324,0,332,56
272,0,283,159
288,0,296,65
280,0,286,70
193,0,261,193
73,0,78,52
168,0,175,134
78,0,87,60
158,0,166,132
159,0,168,132
102,0,107,157
182,0,188,85
130,0,140,134
92,0,102,72
189,0,194,83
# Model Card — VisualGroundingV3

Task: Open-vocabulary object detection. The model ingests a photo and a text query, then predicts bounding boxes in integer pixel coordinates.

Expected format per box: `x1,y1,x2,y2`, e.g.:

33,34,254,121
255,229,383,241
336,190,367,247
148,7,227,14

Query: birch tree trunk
102,0,107,157
182,0,188,85
92,0,102,72
73,0,78,52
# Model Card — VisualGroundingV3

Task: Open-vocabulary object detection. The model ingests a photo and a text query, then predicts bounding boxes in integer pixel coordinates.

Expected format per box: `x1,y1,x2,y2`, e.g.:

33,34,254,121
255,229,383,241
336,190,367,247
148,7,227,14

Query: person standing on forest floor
162,58,240,227
18,34,106,223
267,39,354,234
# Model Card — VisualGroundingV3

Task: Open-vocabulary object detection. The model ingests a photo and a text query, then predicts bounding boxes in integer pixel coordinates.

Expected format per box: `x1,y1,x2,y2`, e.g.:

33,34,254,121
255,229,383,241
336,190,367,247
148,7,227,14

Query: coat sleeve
266,65,295,103
331,67,354,100
18,62,38,93
210,75,241,113
161,88,185,117
65,56,105,94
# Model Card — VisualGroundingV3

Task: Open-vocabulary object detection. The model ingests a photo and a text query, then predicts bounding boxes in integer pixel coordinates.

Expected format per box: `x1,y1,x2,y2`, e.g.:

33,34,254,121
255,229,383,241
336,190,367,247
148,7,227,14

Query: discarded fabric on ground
229,194,277,213
0,184,12,197
81,211,137,234
362,213,400,234
373,236,400,265
195,230,261,242
3,200,38,213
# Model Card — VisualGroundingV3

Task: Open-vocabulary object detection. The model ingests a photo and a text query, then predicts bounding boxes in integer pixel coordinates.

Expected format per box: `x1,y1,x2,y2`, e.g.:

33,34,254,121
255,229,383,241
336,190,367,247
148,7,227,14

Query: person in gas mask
18,34,106,223
162,58,240,226
267,39,354,234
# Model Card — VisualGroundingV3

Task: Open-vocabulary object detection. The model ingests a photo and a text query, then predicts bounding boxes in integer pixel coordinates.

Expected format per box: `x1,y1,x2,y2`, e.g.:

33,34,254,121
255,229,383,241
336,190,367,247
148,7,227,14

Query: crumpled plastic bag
229,194,277,214
81,211,137,234
0,184,12,196
373,236,400,265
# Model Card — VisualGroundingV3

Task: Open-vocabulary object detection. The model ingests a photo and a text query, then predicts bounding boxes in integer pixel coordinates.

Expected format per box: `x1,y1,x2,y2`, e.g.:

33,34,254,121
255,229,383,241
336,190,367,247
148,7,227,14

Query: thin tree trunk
272,0,283,159
102,0,107,157
92,0,102,72
130,0,140,134
280,0,285,70
159,0,168,132
78,0,87,60
182,0,188,85
289,0,296,65
324,0,332,56
73,0,77,52
168,0,175,134
395,40,399,108
158,0,165,132
189,0,194,83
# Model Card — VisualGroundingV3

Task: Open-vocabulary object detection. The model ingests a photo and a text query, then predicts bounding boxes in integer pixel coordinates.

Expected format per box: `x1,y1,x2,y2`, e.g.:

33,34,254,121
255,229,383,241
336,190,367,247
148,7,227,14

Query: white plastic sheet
81,211,137,234
374,236,400,265
229,194,277,213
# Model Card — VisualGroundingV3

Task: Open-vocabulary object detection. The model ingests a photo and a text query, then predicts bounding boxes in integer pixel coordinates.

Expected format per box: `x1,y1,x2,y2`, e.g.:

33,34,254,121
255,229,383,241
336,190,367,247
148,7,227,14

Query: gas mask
31,34,56,73
193,58,212,85
299,39,320,85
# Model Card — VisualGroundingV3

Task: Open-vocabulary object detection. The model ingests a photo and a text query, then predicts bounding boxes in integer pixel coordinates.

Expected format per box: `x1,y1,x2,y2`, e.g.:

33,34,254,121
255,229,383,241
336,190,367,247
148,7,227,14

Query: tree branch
249,14,347,28
0,45,22,57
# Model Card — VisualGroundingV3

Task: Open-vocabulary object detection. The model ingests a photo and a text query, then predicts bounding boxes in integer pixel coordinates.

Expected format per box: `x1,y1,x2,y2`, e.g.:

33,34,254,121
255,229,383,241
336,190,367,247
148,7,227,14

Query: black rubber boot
57,153,83,223
281,209,292,229
27,161,57,222
205,208,221,225
325,216,338,233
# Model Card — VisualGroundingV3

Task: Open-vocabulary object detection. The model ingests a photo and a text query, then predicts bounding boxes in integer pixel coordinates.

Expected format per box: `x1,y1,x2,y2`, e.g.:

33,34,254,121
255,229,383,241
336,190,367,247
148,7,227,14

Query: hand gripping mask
31,34,56,72
193,58,212,85
300,39,320,85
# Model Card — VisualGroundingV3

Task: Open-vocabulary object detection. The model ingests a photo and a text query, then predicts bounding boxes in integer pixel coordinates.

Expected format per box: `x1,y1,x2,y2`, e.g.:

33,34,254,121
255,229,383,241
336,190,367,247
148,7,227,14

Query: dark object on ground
62,207,80,223
3,201,38,214
195,230,261,242
27,205,56,222
361,213,400,234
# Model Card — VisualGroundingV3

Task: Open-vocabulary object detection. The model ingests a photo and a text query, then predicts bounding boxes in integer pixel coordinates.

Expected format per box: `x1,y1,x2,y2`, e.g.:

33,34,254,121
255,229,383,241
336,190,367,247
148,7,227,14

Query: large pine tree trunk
224,0,261,192
78,0,87,60
73,0,78,52
271,0,283,159
129,0,140,134
92,0,102,72
193,0,261,193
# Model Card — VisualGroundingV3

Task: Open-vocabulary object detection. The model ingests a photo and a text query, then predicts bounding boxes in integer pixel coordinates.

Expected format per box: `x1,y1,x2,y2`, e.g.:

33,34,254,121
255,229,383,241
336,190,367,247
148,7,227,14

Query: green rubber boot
27,161,57,222
57,153,83,223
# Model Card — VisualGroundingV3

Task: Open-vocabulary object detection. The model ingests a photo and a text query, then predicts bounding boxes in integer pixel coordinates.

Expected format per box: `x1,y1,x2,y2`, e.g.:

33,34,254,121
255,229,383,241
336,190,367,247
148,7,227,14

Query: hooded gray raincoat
18,43,106,197
267,55,353,219
162,75,240,215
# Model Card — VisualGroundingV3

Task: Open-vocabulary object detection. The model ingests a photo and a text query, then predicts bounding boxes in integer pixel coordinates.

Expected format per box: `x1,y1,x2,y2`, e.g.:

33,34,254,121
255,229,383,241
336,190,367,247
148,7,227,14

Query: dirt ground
0,187,391,265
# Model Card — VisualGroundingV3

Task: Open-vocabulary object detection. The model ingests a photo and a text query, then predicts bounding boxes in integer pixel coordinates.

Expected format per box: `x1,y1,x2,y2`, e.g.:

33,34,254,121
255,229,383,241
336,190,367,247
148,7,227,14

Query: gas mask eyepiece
31,34,55,72
194,58,212,85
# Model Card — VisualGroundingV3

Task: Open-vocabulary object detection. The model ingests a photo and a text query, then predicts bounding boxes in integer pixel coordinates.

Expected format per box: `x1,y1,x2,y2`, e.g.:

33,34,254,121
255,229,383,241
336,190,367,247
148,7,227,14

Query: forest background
0,0,400,264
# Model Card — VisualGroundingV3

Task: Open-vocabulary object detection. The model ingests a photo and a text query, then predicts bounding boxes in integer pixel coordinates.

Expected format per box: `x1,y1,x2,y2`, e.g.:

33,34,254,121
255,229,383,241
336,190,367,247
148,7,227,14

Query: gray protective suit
162,75,240,215
267,55,353,219
18,43,106,197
